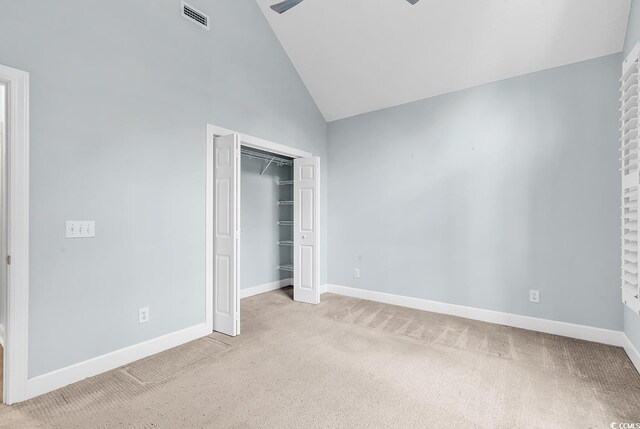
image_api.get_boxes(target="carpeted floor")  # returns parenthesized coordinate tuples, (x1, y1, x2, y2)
(1, 288, 640, 428)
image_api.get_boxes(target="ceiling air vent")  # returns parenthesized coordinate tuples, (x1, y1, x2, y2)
(181, 1, 210, 30)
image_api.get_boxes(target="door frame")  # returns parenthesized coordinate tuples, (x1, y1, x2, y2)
(0, 64, 30, 404)
(206, 124, 312, 333)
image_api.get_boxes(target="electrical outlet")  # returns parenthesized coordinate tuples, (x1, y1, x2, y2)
(529, 290, 540, 303)
(354, 269, 360, 278)
(139, 307, 150, 324)
(65, 221, 95, 238)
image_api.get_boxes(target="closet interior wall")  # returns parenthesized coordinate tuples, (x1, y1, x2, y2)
(241, 151, 294, 290)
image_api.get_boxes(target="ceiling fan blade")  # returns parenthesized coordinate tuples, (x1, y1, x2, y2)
(270, 0, 305, 14)
(406, 0, 420, 4)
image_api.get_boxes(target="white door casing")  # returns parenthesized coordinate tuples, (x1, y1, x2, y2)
(293, 157, 320, 304)
(213, 134, 240, 336)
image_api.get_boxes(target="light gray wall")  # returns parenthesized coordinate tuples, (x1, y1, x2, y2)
(624, 0, 640, 353)
(328, 54, 622, 330)
(0, 0, 327, 377)
(241, 157, 292, 289)
(624, 0, 640, 56)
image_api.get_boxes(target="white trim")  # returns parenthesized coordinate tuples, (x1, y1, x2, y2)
(0, 64, 30, 405)
(207, 124, 312, 159)
(206, 124, 314, 333)
(322, 285, 627, 347)
(624, 336, 640, 373)
(240, 278, 293, 299)
(205, 126, 214, 333)
(24, 323, 210, 401)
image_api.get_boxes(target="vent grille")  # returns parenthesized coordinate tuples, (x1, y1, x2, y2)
(182, 1, 209, 30)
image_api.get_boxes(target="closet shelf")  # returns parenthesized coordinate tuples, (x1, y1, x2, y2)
(278, 201, 294, 206)
(277, 180, 294, 186)
(278, 221, 294, 226)
(241, 148, 293, 167)
(277, 264, 294, 272)
(278, 240, 294, 246)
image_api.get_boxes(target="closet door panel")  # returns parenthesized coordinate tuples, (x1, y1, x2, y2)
(294, 157, 320, 304)
(213, 133, 240, 336)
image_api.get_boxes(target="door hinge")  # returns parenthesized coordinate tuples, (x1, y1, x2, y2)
(6, 255, 11, 265)
(235, 231, 240, 239)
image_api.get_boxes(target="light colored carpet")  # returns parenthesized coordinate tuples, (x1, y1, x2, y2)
(1, 288, 639, 428)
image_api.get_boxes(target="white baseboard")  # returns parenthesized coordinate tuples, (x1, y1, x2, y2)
(17, 284, 640, 403)
(624, 336, 640, 373)
(240, 278, 293, 299)
(23, 323, 211, 402)
(0, 323, 5, 348)
(322, 284, 627, 348)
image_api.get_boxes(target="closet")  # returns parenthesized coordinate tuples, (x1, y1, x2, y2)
(209, 130, 321, 337)
(240, 148, 295, 288)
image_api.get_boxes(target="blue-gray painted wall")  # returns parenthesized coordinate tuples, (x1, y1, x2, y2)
(624, 0, 640, 355)
(0, 0, 327, 377)
(328, 54, 622, 330)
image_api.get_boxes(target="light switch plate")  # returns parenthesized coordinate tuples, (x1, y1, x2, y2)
(66, 221, 95, 238)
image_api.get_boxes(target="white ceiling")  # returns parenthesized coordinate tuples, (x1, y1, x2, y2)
(256, 0, 631, 122)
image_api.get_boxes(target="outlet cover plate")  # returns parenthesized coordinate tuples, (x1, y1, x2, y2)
(529, 290, 540, 303)
(139, 307, 150, 324)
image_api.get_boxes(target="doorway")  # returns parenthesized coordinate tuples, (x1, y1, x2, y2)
(0, 81, 6, 402)
(0, 63, 29, 405)
(206, 125, 321, 337)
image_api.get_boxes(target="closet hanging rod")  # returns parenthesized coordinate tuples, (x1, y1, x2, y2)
(240, 148, 293, 167)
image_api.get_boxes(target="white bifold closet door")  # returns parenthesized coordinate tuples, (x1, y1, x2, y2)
(293, 157, 320, 304)
(213, 134, 240, 336)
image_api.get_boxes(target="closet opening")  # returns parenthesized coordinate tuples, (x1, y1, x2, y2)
(207, 125, 321, 338)
(240, 147, 295, 300)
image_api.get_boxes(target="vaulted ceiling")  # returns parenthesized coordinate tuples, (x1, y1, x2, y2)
(256, 0, 632, 121)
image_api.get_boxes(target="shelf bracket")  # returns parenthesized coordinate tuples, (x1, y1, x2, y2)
(260, 157, 275, 176)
